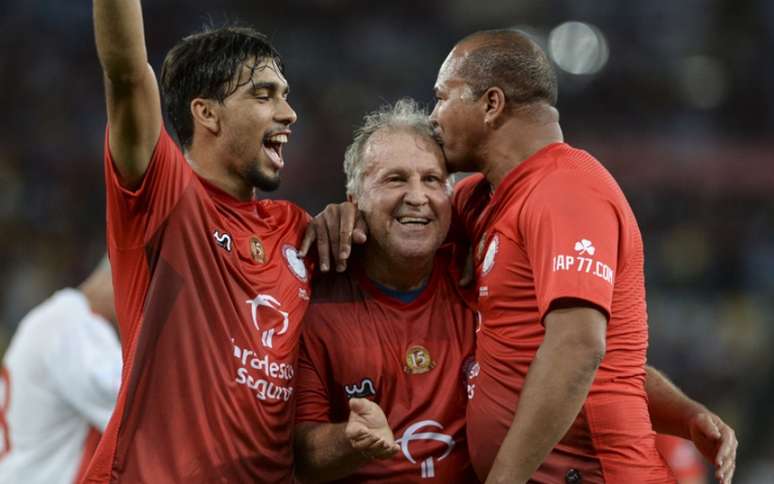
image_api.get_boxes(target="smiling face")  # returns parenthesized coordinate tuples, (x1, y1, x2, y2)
(216, 58, 297, 192)
(354, 128, 451, 264)
(430, 47, 487, 173)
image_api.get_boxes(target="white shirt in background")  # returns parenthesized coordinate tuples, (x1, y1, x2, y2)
(0, 288, 122, 484)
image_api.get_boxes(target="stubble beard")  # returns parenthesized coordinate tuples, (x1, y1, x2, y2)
(246, 163, 281, 192)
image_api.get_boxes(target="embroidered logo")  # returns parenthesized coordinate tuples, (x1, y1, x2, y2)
(405, 345, 436, 374)
(282, 244, 308, 282)
(213, 230, 232, 252)
(344, 378, 376, 399)
(396, 420, 455, 479)
(249, 236, 266, 263)
(245, 294, 290, 348)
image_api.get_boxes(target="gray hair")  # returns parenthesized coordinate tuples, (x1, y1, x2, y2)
(343, 98, 441, 197)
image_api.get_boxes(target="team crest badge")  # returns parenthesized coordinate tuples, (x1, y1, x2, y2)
(249, 236, 266, 264)
(282, 244, 308, 282)
(405, 345, 436, 374)
(481, 234, 499, 275)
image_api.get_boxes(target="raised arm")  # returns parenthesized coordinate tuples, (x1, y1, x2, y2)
(93, 0, 161, 188)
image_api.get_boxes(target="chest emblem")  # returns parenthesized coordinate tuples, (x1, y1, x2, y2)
(405, 345, 436, 374)
(245, 294, 289, 348)
(396, 420, 455, 479)
(282, 244, 308, 282)
(213, 230, 233, 252)
(481, 234, 499, 275)
(344, 377, 376, 399)
(249, 236, 266, 263)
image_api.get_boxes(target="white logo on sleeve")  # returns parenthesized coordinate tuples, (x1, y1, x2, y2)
(574, 239, 595, 256)
(396, 420, 455, 479)
(481, 234, 499, 275)
(282, 245, 308, 282)
(552, 238, 614, 284)
(245, 294, 290, 348)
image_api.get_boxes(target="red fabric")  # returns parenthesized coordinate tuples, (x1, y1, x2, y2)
(83, 126, 312, 483)
(453, 143, 674, 483)
(295, 247, 478, 483)
(73, 427, 101, 484)
(656, 434, 708, 480)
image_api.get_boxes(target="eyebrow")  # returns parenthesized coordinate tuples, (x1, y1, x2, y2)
(250, 81, 289, 95)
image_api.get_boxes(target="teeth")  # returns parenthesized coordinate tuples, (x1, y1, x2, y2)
(267, 134, 288, 144)
(397, 217, 429, 224)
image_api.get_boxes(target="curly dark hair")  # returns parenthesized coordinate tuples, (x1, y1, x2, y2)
(159, 25, 285, 149)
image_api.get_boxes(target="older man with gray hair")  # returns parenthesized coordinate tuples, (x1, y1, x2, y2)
(293, 98, 479, 483)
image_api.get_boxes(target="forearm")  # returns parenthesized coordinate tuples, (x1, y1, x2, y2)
(93, 0, 149, 81)
(645, 365, 707, 439)
(294, 422, 370, 483)
(487, 340, 601, 483)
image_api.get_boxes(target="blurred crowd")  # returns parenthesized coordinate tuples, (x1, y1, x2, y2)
(0, 0, 771, 481)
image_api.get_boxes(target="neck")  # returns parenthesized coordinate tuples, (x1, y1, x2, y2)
(78, 279, 114, 325)
(362, 244, 434, 291)
(480, 105, 563, 190)
(187, 141, 255, 201)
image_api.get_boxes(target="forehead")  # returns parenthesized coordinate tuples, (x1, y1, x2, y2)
(435, 47, 469, 91)
(362, 129, 445, 177)
(237, 57, 289, 89)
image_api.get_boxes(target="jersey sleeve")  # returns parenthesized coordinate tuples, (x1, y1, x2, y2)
(104, 124, 193, 249)
(45, 317, 122, 431)
(294, 326, 332, 423)
(521, 169, 621, 321)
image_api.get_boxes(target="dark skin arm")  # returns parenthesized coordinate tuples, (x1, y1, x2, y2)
(485, 306, 606, 484)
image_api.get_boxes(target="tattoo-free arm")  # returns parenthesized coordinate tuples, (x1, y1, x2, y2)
(93, 0, 161, 188)
(485, 306, 607, 484)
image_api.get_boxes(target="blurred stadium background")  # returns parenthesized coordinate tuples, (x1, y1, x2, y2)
(0, 1, 771, 481)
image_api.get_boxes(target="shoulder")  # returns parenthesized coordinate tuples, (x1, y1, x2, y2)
(256, 200, 311, 231)
(6, 289, 89, 358)
(452, 173, 487, 207)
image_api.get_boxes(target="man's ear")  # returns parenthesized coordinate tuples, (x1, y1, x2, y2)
(190, 98, 220, 136)
(483, 87, 507, 128)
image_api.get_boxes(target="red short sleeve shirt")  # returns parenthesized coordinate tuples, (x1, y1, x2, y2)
(295, 249, 478, 483)
(84, 126, 312, 483)
(454, 143, 673, 483)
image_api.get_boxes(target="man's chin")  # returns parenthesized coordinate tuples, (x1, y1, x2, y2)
(249, 171, 281, 192)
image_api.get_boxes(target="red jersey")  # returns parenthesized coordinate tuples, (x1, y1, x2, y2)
(295, 248, 478, 483)
(85, 126, 312, 483)
(655, 435, 707, 482)
(453, 143, 674, 483)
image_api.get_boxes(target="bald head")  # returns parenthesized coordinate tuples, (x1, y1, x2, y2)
(453, 29, 558, 108)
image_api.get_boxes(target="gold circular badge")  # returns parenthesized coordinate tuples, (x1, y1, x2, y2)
(249, 236, 266, 264)
(405, 345, 436, 374)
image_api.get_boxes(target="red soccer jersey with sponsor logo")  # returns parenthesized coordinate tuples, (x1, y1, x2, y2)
(83, 126, 312, 483)
(295, 248, 478, 483)
(453, 143, 674, 483)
